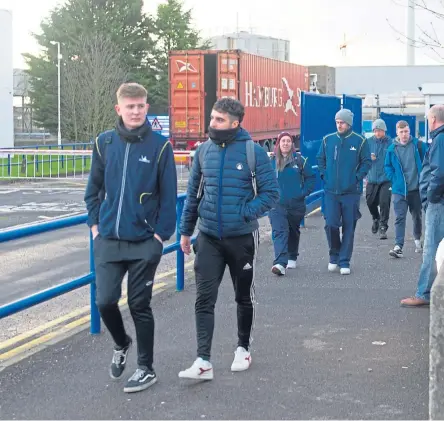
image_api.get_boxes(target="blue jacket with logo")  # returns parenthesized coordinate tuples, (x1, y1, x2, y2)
(384, 137, 426, 197)
(84, 122, 177, 242)
(180, 128, 279, 239)
(419, 125, 444, 207)
(367, 135, 392, 184)
(316, 130, 371, 195)
(271, 153, 316, 207)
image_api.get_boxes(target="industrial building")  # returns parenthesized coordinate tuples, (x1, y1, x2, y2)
(210, 31, 290, 62)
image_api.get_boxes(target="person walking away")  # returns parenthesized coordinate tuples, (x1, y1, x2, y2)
(366, 119, 392, 240)
(178, 98, 279, 380)
(317, 109, 372, 275)
(384, 120, 427, 258)
(84, 83, 177, 393)
(269, 132, 316, 276)
(400, 105, 444, 306)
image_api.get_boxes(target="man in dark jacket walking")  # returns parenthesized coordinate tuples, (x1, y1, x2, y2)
(179, 98, 279, 380)
(401, 104, 444, 306)
(384, 120, 427, 258)
(366, 119, 392, 239)
(84, 83, 177, 393)
(317, 109, 372, 275)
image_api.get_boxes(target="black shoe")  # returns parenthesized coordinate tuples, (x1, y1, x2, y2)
(110, 336, 132, 380)
(379, 228, 388, 240)
(124, 367, 157, 393)
(372, 219, 380, 234)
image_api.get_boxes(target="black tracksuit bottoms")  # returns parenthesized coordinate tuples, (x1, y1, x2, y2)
(193, 230, 259, 361)
(94, 235, 163, 370)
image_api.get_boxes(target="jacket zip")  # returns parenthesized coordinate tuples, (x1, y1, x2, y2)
(217, 145, 227, 239)
(115, 142, 131, 239)
(335, 138, 341, 194)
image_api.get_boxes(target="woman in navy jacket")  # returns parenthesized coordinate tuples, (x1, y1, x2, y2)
(269, 132, 316, 276)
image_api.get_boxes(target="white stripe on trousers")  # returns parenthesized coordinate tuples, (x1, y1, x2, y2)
(249, 229, 260, 348)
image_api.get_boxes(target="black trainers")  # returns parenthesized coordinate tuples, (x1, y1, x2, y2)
(110, 336, 132, 380)
(379, 227, 388, 240)
(389, 245, 403, 258)
(123, 367, 157, 393)
(372, 219, 380, 234)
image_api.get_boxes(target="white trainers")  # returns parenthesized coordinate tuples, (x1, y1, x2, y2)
(328, 263, 338, 272)
(415, 240, 423, 253)
(272, 264, 285, 276)
(340, 267, 351, 275)
(178, 357, 213, 380)
(287, 260, 297, 269)
(231, 347, 252, 372)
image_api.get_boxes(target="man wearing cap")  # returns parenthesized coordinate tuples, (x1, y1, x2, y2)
(317, 109, 372, 275)
(366, 119, 392, 240)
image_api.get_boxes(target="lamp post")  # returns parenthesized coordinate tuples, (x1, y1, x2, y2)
(50, 41, 62, 146)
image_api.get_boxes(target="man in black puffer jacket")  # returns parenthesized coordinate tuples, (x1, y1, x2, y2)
(179, 98, 279, 380)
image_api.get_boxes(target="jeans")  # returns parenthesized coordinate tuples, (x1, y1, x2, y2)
(393, 191, 422, 248)
(415, 202, 444, 301)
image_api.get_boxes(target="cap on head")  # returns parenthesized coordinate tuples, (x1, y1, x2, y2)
(335, 109, 354, 127)
(372, 119, 387, 132)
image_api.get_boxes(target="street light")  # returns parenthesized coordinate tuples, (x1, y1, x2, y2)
(50, 41, 62, 146)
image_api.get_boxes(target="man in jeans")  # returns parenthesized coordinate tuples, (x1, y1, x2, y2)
(84, 83, 177, 393)
(384, 120, 426, 258)
(366, 119, 392, 240)
(401, 105, 444, 306)
(179, 98, 278, 380)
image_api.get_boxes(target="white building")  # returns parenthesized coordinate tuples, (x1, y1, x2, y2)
(210, 31, 290, 62)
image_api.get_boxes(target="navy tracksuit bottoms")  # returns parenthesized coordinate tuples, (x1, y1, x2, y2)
(323, 192, 361, 268)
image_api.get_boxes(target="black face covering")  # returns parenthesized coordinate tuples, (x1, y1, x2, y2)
(116, 117, 151, 143)
(208, 126, 239, 146)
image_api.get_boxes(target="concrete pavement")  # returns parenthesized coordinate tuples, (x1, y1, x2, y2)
(0, 202, 429, 419)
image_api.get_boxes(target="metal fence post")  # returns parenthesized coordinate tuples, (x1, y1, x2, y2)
(89, 231, 101, 334)
(7, 154, 11, 176)
(176, 198, 185, 291)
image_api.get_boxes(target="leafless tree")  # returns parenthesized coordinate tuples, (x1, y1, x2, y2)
(61, 33, 129, 142)
(389, 0, 444, 62)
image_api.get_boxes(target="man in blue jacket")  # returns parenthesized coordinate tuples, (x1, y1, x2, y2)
(317, 109, 372, 275)
(384, 120, 426, 258)
(366, 119, 392, 240)
(84, 83, 177, 393)
(179, 98, 279, 380)
(401, 104, 444, 306)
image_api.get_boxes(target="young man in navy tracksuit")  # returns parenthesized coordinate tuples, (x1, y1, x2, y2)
(84, 83, 177, 393)
(384, 120, 427, 258)
(179, 98, 279, 380)
(366, 119, 392, 239)
(317, 109, 372, 275)
(269, 131, 316, 276)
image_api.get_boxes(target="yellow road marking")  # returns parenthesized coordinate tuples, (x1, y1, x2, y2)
(0, 282, 168, 362)
(0, 260, 195, 356)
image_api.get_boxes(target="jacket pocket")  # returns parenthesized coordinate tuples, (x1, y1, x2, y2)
(137, 192, 156, 232)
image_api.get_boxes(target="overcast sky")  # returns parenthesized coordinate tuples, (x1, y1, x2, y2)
(1, 0, 444, 68)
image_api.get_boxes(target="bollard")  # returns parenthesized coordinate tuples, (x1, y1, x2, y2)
(430, 266, 444, 420)
(89, 230, 101, 334)
(176, 198, 185, 291)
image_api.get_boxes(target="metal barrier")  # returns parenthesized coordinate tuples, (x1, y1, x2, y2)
(0, 182, 324, 335)
(0, 193, 193, 334)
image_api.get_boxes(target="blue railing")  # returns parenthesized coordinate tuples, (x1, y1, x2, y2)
(0, 193, 194, 334)
(0, 185, 323, 335)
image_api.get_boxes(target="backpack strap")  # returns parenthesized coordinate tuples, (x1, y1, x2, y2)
(245, 139, 257, 197)
(96, 130, 114, 163)
(196, 140, 213, 199)
(417, 140, 423, 159)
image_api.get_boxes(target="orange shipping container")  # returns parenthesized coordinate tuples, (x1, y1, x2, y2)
(169, 50, 309, 151)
